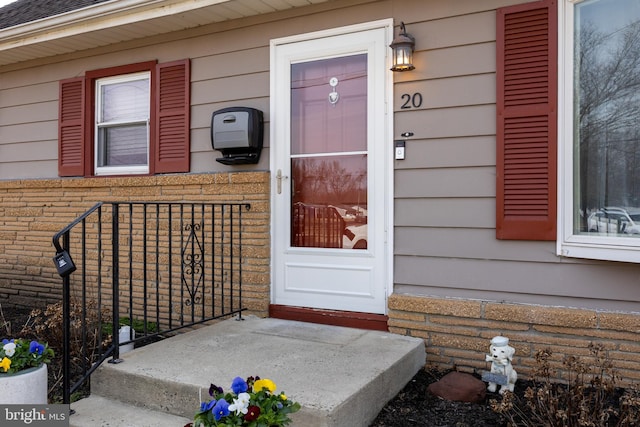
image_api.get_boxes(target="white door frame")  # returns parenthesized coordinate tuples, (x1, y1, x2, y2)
(269, 19, 394, 314)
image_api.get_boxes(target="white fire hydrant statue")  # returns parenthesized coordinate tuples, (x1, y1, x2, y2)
(484, 336, 517, 394)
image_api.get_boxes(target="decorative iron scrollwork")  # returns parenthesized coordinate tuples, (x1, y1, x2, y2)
(182, 221, 204, 307)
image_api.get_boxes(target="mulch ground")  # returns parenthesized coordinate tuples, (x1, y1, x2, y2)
(370, 368, 509, 427)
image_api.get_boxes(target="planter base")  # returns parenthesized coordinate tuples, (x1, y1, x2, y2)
(0, 364, 47, 404)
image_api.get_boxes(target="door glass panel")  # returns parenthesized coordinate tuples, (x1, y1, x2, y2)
(290, 54, 368, 249)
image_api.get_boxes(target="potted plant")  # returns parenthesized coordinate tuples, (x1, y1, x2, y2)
(188, 375, 300, 427)
(0, 338, 54, 404)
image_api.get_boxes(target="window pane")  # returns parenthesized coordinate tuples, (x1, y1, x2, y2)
(97, 125, 148, 167)
(574, 0, 640, 237)
(291, 155, 367, 249)
(291, 54, 367, 155)
(100, 78, 149, 122)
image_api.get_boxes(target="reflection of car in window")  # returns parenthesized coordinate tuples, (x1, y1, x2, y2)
(343, 224, 367, 249)
(338, 205, 367, 249)
(587, 207, 640, 235)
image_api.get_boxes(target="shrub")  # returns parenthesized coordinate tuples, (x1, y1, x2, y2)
(491, 343, 640, 426)
(20, 300, 110, 402)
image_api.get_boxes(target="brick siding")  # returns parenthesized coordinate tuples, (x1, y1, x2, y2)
(0, 173, 271, 316)
(388, 294, 640, 386)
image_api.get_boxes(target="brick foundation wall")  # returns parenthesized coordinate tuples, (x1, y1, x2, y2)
(0, 173, 271, 316)
(388, 294, 640, 386)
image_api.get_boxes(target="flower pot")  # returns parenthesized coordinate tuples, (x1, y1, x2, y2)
(0, 363, 48, 404)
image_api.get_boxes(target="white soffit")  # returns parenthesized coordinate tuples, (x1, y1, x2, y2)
(0, 0, 331, 67)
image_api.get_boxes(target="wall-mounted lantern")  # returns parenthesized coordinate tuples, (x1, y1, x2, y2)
(390, 22, 415, 72)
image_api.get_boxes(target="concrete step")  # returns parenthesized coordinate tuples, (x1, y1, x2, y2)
(70, 395, 192, 427)
(69, 316, 425, 427)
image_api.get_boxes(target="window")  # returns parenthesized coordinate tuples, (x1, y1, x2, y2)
(558, 0, 640, 262)
(95, 72, 150, 175)
(58, 59, 190, 177)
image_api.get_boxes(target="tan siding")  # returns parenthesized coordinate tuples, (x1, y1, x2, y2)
(395, 198, 495, 228)
(395, 257, 640, 309)
(411, 11, 497, 49)
(0, 140, 57, 162)
(395, 227, 560, 263)
(395, 74, 495, 111)
(396, 167, 495, 198)
(0, 161, 58, 178)
(1, 122, 57, 145)
(0, 102, 57, 125)
(400, 42, 496, 84)
(395, 136, 495, 169)
(191, 47, 269, 81)
(395, 105, 496, 139)
(397, 0, 533, 21)
(191, 73, 270, 106)
(388, 0, 640, 317)
(0, 82, 57, 107)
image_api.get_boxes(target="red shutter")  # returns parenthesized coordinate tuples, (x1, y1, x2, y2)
(58, 77, 85, 177)
(496, 0, 557, 240)
(154, 59, 190, 173)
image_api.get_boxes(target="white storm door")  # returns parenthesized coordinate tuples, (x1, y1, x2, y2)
(271, 22, 392, 314)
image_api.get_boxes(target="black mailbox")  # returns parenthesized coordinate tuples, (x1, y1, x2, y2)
(211, 107, 263, 165)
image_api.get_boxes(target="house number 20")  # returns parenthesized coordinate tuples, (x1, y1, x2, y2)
(400, 92, 423, 109)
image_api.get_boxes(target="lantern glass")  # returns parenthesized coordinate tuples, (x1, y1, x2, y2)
(391, 44, 414, 71)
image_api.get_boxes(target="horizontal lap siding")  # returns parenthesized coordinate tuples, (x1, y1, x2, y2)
(0, 82, 59, 178)
(394, 257, 640, 312)
(393, 7, 502, 263)
(392, 0, 640, 313)
(396, 167, 495, 198)
(395, 228, 558, 262)
(395, 198, 495, 228)
(395, 136, 496, 169)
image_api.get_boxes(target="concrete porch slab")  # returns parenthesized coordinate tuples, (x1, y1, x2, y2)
(71, 316, 425, 427)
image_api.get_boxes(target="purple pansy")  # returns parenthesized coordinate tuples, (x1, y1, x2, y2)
(209, 383, 223, 396)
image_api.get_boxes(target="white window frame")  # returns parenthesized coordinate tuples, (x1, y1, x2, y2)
(557, 0, 640, 263)
(95, 72, 150, 176)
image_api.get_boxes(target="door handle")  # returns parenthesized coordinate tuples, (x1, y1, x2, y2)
(276, 169, 288, 194)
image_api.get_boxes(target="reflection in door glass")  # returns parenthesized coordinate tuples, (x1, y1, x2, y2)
(291, 155, 367, 249)
(290, 54, 368, 249)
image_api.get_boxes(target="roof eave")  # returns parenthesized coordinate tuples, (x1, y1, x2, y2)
(0, 0, 231, 66)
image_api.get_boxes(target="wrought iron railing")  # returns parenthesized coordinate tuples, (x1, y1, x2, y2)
(52, 201, 249, 404)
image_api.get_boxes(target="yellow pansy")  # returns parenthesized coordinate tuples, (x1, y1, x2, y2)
(0, 357, 11, 372)
(280, 393, 287, 400)
(253, 378, 276, 393)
